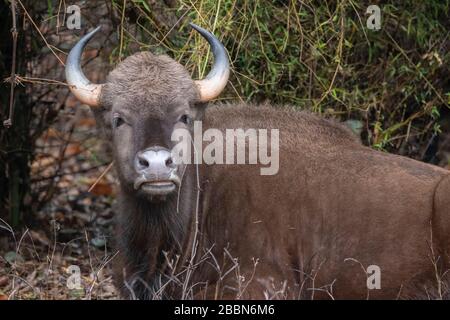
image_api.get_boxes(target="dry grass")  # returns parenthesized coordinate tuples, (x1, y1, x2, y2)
(0, 221, 118, 300)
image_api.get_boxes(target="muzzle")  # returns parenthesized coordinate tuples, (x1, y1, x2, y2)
(133, 146, 181, 196)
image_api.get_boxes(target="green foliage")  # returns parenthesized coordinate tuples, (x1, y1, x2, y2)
(110, 0, 449, 154)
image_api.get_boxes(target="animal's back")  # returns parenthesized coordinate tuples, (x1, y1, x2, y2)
(200, 103, 450, 299)
(205, 103, 360, 149)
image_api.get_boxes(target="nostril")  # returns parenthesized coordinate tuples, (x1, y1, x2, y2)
(136, 149, 173, 172)
(139, 158, 149, 168)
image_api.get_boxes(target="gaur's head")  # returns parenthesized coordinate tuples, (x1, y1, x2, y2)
(65, 24, 229, 201)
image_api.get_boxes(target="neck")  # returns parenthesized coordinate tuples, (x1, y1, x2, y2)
(116, 166, 197, 298)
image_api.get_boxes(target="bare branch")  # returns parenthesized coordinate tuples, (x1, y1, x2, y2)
(3, 0, 18, 128)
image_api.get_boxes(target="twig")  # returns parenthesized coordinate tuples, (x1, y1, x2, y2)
(385, 30, 447, 106)
(3, 0, 18, 128)
(6, 75, 72, 87)
(88, 162, 114, 192)
(312, 3, 345, 112)
(16, 0, 65, 65)
(118, 0, 127, 61)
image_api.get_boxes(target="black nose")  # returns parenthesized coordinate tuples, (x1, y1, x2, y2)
(135, 147, 176, 176)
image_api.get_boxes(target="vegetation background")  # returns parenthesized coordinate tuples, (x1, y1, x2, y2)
(0, 0, 449, 299)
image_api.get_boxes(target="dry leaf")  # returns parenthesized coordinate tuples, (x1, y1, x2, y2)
(64, 143, 82, 157)
(0, 276, 8, 287)
(89, 181, 114, 196)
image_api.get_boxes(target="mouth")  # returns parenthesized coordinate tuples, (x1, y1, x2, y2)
(139, 181, 177, 195)
(134, 173, 180, 197)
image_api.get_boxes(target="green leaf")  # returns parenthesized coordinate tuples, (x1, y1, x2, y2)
(4, 251, 24, 265)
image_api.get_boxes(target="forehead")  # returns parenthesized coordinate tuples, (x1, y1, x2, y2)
(112, 96, 190, 120)
(100, 51, 199, 113)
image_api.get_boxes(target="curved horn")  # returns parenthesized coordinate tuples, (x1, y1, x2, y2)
(190, 23, 230, 102)
(65, 26, 103, 107)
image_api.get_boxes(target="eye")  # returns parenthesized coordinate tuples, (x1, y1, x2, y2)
(112, 114, 125, 128)
(179, 114, 192, 125)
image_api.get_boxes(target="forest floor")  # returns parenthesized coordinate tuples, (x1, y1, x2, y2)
(0, 207, 118, 300)
(0, 190, 118, 300)
(0, 105, 118, 300)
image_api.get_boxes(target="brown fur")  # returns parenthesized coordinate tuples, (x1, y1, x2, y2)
(92, 51, 450, 299)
